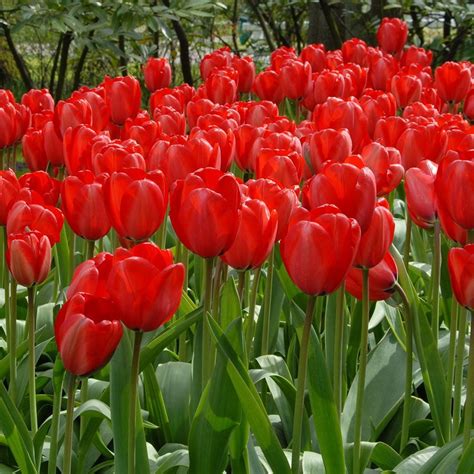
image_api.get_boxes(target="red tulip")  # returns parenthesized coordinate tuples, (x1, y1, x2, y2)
(308, 128, 352, 172)
(19, 171, 60, 206)
(7, 231, 51, 287)
(373, 116, 409, 147)
(108, 242, 184, 331)
(463, 88, 474, 120)
(0, 89, 15, 106)
(300, 44, 327, 73)
(55, 292, 123, 376)
(361, 142, 403, 196)
(0, 103, 19, 148)
(190, 126, 235, 171)
(91, 138, 145, 174)
(234, 124, 266, 171)
(304, 71, 349, 109)
(346, 252, 398, 301)
(170, 168, 241, 258)
(0, 169, 20, 225)
(21, 89, 54, 114)
(438, 203, 468, 245)
(391, 74, 422, 108)
(153, 106, 186, 136)
(341, 63, 368, 98)
(200, 48, 232, 80)
(22, 129, 48, 171)
(376, 18, 408, 55)
(7, 200, 64, 245)
(256, 148, 303, 188)
(186, 99, 216, 129)
(71, 86, 110, 132)
(401, 46, 433, 68)
(435, 62, 471, 104)
(232, 56, 255, 93)
(405, 160, 437, 229)
(61, 171, 111, 241)
(359, 90, 397, 137)
(354, 198, 394, 268)
(221, 198, 277, 270)
(368, 55, 399, 92)
(253, 70, 284, 104)
(104, 169, 168, 242)
(103, 76, 142, 125)
(42, 120, 64, 167)
(448, 245, 474, 310)
(245, 178, 299, 241)
(279, 59, 312, 99)
(243, 101, 278, 127)
(303, 157, 377, 233)
(143, 57, 172, 92)
(205, 69, 238, 105)
(342, 38, 369, 66)
(55, 98, 93, 137)
(67, 252, 114, 299)
(63, 125, 97, 175)
(280, 206, 361, 295)
(313, 97, 370, 152)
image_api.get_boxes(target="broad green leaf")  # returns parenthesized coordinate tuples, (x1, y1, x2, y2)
(155, 447, 189, 473)
(393, 447, 438, 473)
(457, 439, 474, 474)
(291, 302, 345, 474)
(207, 316, 291, 474)
(302, 451, 325, 473)
(220, 277, 241, 330)
(418, 434, 470, 473)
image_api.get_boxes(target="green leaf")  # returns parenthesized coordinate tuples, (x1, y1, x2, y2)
(207, 316, 291, 474)
(291, 302, 345, 474)
(220, 277, 241, 330)
(393, 447, 438, 473)
(0, 382, 36, 473)
(189, 319, 244, 473)
(457, 438, 474, 474)
(54, 226, 71, 289)
(155, 446, 189, 473)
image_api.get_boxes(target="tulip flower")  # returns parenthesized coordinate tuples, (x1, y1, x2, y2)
(22, 129, 48, 171)
(435, 62, 471, 104)
(405, 160, 438, 229)
(103, 75, 142, 125)
(63, 125, 97, 174)
(7, 200, 64, 245)
(341, 38, 369, 66)
(391, 74, 422, 109)
(170, 168, 241, 258)
(300, 43, 327, 73)
(19, 171, 60, 206)
(150, 87, 186, 114)
(303, 157, 377, 233)
(55, 98, 93, 137)
(190, 126, 235, 171)
(401, 46, 433, 67)
(200, 48, 232, 80)
(91, 138, 146, 174)
(104, 169, 168, 242)
(373, 116, 409, 147)
(122, 112, 161, 159)
(42, 120, 65, 167)
(243, 101, 278, 126)
(308, 128, 352, 172)
(62, 171, 111, 241)
(71, 86, 110, 132)
(7, 231, 51, 287)
(256, 148, 303, 188)
(153, 106, 186, 136)
(359, 90, 397, 137)
(279, 59, 312, 99)
(21, 88, 54, 114)
(376, 18, 408, 55)
(353, 198, 395, 269)
(143, 57, 172, 92)
(0, 169, 20, 225)
(346, 252, 398, 301)
(253, 69, 284, 104)
(231, 55, 255, 93)
(221, 198, 277, 270)
(463, 88, 474, 121)
(367, 55, 399, 92)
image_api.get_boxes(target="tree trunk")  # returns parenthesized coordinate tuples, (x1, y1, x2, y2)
(308, 0, 342, 49)
(246, 0, 276, 51)
(2, 24, 35, 90)
(55, 31, 73, 101)
(118, 34, 128, 75)
(49, 34, 63, 95)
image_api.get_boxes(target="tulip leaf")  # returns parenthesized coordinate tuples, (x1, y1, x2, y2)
(207, 316, 291, 474)
(188, 319, 244, 473)
(0, 382, 36, 474)
(139, 306, 203, 371)
(54, 226, 71, 289)
(343, 441, 403, 472)
(155, 447, 189, 473)
(220, 276, 241, 330)
(291, 302, 346, 474)
(393, 447, 439, 473)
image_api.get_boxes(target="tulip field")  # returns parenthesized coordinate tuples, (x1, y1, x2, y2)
(0, 15, 474, 474)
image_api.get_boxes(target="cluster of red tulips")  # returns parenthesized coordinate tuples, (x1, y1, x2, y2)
(0, 16, 473, 474)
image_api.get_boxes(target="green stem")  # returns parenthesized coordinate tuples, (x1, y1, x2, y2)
(128, 331, 143, 474)
(396, 283, 413, 452)
(463, 312, 474, 450)
(431, 221, 441, 340)
(48, 372, 64, 474)
(245, 268, 262, 355)
(157, 210, 168, 248)
(9, 280, 17, 400)
(237, 271, 246, 305)
(178, 247, 189, 361)
(454, 308, 468, 436)
(27, 286, 37, 434)
(63, 374, 77, 474)
(85, 239, 95, 260)
(353, 268, 370, 474)
(69, 233, 76, 281)
(202, 257, 215, 388)
(261, 247, 275, 356)
(211, 260, 223, 324)
(291, 295, 316, 474)
(446, 299, 459, 440)
(333, 284, 345, 417)
(403, 214, 412, 269)
(80, 378, 88, 438)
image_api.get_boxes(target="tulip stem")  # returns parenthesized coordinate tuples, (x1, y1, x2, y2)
(237, 271, 246, 305)
(261, 247, 275, 356)
(128, 330, 143, 474)
(446, 299, 459, 440)
(63, 374, 77, 474)
(27, 285, 38, 435)
(333, 284, 345, 417)
(3, 227, 11, 396)
(48, 370, 64, 474)
(86, 239, 95, 260)
(403, 214, 412, 269)
(431, 221, 441, 340)
(246, 267, 262, 355)
(291, 294, 316, 474)
(178, 247, 189, 361)
(202, 257, 215, 388)
(453, 308, 468, 436)
(9, 280, 17, 400)
(353, 268, 370, 474)
(395, 282, 413, 453)
(463, 311, 474, 450)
